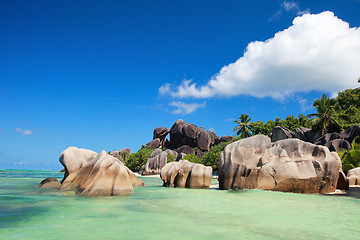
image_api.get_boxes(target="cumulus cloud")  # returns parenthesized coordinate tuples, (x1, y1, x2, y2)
(169, 101, 206, 114)
(15, 128, 33, 136)
(160, 11, 360, 100)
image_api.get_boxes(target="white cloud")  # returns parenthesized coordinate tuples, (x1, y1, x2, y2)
(269, 1, 309, 21)
(169, 101, 206, 114)
(14, 161, 28, 165)
(282, 1, 299, 12)
(15, 128, 33, 136)
(296, 96, 312, 112)
(160, 12, 360, 100)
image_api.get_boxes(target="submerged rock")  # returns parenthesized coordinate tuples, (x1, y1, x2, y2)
(219, 135, 341, 194)
(160, 160, 212, 189)
(39, 177, 61, 188)
(59, 148, 144, 196)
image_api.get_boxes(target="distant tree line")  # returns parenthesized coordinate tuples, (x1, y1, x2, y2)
(234, 87, 360, 137)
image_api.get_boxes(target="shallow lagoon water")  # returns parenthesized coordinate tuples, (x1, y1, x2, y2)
(1, 170, 360, 240)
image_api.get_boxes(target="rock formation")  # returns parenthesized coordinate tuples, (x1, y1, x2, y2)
(153, 127, 170, 141)
(59, 146, 98, 183)
(170, 119, 199, 149)
(111, 148, 131, 162)
(59, 147, 144, 196)
(39, 177, 61, 188)
(174, 145, 195, 155)
(336, 170, 349, 190)
(146, 138, 161, 149)
(347, 167, 360, 186)
(219, 135, 341, 193)
(314, 133, 340, 145)
(139, 149, 178, 175)
(324, 139, 351, 152)
(271, 126, 295, 142)
(294, 127, 321, 143)
(160, 160, 212, 189)
(340, 125, 360, 145)
(220, 136, 234, 143)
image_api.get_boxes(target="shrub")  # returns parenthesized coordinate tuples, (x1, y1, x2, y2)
(340, 137, 360, 174)
(125, 145, 154, 172)
(183, 154, 202, 164)
(167, 153, 175, 163)
(202, 137, 242, 172)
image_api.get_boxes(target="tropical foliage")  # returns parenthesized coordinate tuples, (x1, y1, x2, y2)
(234, 114, 254, 138)
(183, 154, 202, 164)
(306, 94, 340, 135)
(339, 137, 360, 174)
(125, 145, 154, 172)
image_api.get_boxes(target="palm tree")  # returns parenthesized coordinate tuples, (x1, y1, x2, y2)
(234, 114, 254, 138)
(306, 94, 340, 135)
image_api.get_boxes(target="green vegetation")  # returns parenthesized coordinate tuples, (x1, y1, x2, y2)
(125, 145, 154, 172)
(124, 87, 360, 173)
(307, 94, 340, 135)
(183, 154, 202, 164)
(202, 137, 242, 172)
(167, 153, 175, 163)
(235, 87, 360, 137)
(339, 137, 360, 174)
(250, 114, 311, 136)
(234, 114, 254, 138)
(202, 141, 231, 171)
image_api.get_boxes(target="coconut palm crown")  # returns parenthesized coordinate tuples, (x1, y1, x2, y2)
(234, 114, 254, 138)
(306, 94, 340, 135)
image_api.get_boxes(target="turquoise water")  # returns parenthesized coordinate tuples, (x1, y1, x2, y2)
(1, 170, 360, 240)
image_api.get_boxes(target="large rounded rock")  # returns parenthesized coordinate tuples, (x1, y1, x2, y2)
(139, 149, 178, 175)
(153, 127, 170, 141)
(219, 135, 272, 190)
(139, 151, 167, 175)
(160, 160, 212, 189)
(208, 131, 220, 146)
(59, 150, 144, 196)
(39, 177, 61, 188)
(294, 127, 321, 143)
(220, 136, 234, 143)
(336, 170, 349, 190)
(315, 133, 340, 145)
(146, 138, 161, 149)
(219, 135, 341, 193)
(111, 148, 131, 162)
(324, 139, 351, 152)
(59, 147, 98, 183)
(340, 125, 360, 145)
(174, 145, 195, 155)
(196, 128, 212, 151)
(271, 126, 295, 142)
(170, 119, 199, 149)
(347, 167, 360, 186)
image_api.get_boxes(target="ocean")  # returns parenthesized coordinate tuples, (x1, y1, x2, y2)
(1, 169, 359, 240)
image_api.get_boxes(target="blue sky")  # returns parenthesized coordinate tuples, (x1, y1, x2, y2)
(1, 0, 360, 170)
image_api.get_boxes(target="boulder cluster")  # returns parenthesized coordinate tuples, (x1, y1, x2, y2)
(139, 119, 233, 175)
(39, 121, 360, 196)
(219, 135, 342, 193)
(270, 125, 360, 152)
